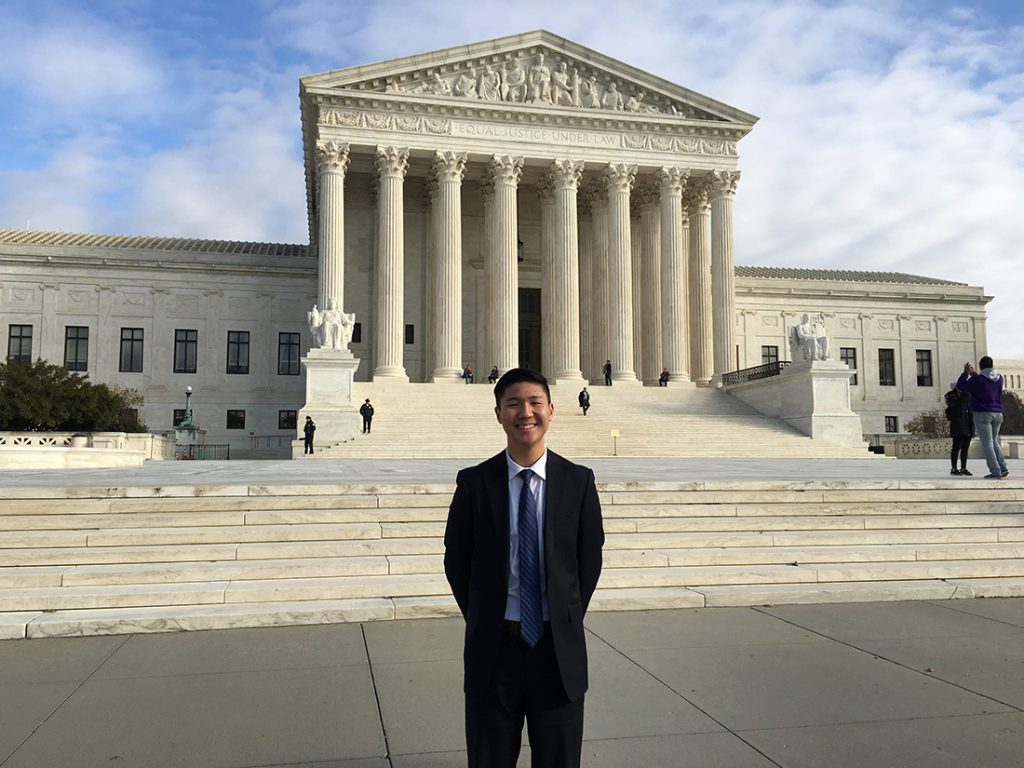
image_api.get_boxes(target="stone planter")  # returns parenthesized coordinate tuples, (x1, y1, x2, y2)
(69, 435, 88, 448)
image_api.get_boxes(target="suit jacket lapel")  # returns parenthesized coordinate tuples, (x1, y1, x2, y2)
(483, 452, 510, 573)
(543, 451, 564, 580)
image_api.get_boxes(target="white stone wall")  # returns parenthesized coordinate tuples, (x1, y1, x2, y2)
(735, 276, 990, 435)
(0, 233, 995, 446)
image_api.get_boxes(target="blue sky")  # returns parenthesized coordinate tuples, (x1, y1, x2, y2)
(1, 0, 1022, 358)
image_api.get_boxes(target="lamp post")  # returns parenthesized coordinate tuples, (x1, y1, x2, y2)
(181, 386, 194, 429)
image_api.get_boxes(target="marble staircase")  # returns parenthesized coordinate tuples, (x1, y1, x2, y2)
(2, 479, 1024, 639)
(322, 381, 870, 459)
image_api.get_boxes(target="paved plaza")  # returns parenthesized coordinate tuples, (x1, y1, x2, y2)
(0, 457, 1021, 766)
(0, 599, 1021, 767)
(0, 455, 1013, 488)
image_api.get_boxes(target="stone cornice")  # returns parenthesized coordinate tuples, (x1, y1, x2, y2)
(735, 283, 992, 306)
(0, 253, 315, 278)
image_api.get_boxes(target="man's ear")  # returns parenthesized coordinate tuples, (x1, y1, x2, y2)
(494, 406, 501, 422)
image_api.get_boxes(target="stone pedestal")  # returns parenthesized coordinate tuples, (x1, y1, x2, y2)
(725, 360, 864, 447)
(294, 349, 362, 457)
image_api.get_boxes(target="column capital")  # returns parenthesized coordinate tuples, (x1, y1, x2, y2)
(602, 163, 637, 193)
(710, 169, 741, 198)
(488, 155, 524, 186)
(423, 175, 439, 206)
(536, 173, 554, 202)
(432, 150, 467, 182)
(684, 177, 712, 212)
(315, 141, 350, 172)
(374, 146, 410, 179)
(479, 175, 495, 201)
(549, 159, 584, 190)
(634, 179, 660, 211)
(582, 179, 607, 206)
(658, 166, 690, 194)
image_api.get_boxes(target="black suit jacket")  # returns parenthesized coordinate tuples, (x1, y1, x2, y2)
(444, 450, 604, 703)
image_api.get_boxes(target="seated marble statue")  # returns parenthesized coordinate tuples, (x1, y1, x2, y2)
(310, 297, 354, 351)
(789, 312, 831, 362)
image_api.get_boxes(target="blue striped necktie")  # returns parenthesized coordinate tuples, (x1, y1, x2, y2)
(518, 468, 543, 647)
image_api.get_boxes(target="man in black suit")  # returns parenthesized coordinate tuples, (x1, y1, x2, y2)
(444, 368, 604, 768)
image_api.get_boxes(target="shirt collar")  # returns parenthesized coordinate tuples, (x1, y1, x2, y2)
(506, 449, 548, 482)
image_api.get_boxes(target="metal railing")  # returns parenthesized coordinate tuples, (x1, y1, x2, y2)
(721, 361, 790, 386)
(174, 443, 231, 460)
(248, 434, 293, 450)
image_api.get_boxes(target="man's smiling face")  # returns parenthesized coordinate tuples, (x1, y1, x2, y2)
(495, 381, 553, 455)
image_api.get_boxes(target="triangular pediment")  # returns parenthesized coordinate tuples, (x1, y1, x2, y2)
(301, 30, 757, 125)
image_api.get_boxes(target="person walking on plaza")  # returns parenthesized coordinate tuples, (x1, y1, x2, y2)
(956, 356, 1008, 479)
(302, 416, 316, 455)
(444, 368, 604, 768)
(359, 398, 374, 434)
(602, 359, 612, 386)
(578, 387, 590, 416)
(944, 382, 974, 475)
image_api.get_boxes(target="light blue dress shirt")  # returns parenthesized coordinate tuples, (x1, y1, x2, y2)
(504, 450, 549, 622)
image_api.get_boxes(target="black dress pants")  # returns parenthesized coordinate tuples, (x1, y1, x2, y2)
(466, 626, 584, 768)
(951, 434, 971, 468)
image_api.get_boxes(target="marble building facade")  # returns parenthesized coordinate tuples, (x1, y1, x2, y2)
(0, 32, 1000, 447)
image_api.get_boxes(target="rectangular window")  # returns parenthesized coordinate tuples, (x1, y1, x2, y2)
(64, 326, 89, 371)
(878, 348, 896, 386)
(278, 410, 297, 430)
(119, 328, 144, 372)
(278, 332, 300, 375)
(174, 329, 198, 374)
(405, 324, 415, 345)
(840, 347, 858, 385)
(916, 349, 933, 387)
(352, 322, 362, 344)
(226, 331, 250, 375)
(226, 409, 246, 429)
(885, 416, 899, 433)
(173, 409, 186, 427)
(7, 324, 32, 364)
(760, 345, 779, 365)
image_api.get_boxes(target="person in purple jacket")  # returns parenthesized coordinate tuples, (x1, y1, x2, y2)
(956, 356, 1009, 479)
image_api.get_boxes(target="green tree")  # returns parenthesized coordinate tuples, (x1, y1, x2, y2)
(0, 360, 147, 432)
(1004, 390, 1024, 435)
(904, 407, 947, 438)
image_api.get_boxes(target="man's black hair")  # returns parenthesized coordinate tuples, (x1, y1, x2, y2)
(493, 367, 551, 407)
(980, 356, 994, 370)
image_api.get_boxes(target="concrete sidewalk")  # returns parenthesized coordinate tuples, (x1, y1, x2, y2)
(2, 598, 1022, 767)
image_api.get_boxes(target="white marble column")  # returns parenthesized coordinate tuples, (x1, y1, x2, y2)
(424, 176, 438, 380)
(711, 170, 740, 385)
(479, 177, 495, 372)
(604, 163, 639, 383)
(537, 174, 555, 377)
(589, 184, 610, 384)
(373, 145, 410, 381)
(659, 167, 690, 382)
(688, 179, 713, 385)
(432, 150, 467, 381)
(550, 159, 585, 383)
(315, 141, 350, 309)
(638, 182, 662, 385)
(487, 155, 524, 373)
(577, 190, 595, 385)
(630, 209, 643, 379)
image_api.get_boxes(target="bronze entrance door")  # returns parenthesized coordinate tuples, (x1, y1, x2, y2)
(518, 288, 541, 372)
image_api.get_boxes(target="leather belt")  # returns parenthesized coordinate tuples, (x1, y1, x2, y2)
(502, 619, 521, 636)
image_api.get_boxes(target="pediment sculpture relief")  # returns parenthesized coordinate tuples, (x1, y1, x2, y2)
(374, 51, 714, 119)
